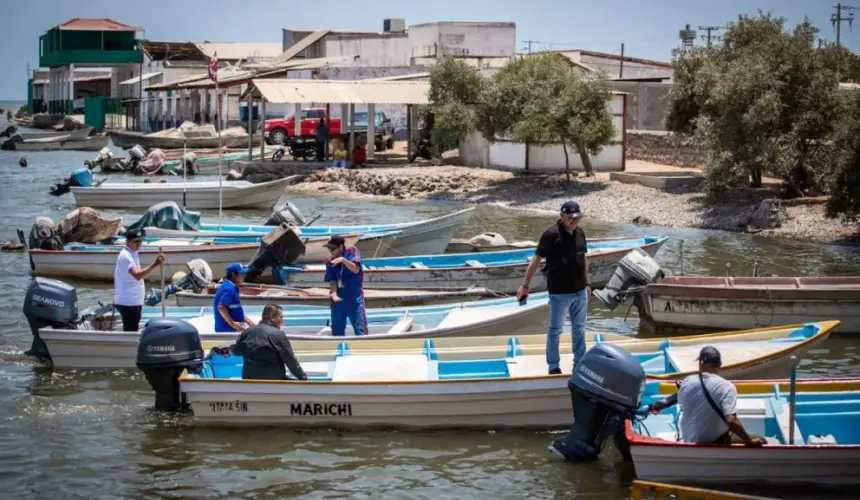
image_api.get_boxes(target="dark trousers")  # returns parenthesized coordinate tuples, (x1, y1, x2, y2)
(316, 140, 326, 161)
(115, 304, 143, 332)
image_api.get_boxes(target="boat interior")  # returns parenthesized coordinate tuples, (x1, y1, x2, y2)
(634, 382, 860, 446)
(187, 323, 822, 383)
(658, 275, 860, 289)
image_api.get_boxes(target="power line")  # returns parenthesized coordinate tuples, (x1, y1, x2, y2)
(698, 25, 723, 48)
(832, 3, 859, 48)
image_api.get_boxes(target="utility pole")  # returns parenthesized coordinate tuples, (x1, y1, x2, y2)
(832, 3, 858, 48)
(679, 24, 697, 50)
(522, 40, 536, 54)
(699, 25, 723, 48)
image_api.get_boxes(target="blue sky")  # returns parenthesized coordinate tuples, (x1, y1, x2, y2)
(3, 0, 857, 99)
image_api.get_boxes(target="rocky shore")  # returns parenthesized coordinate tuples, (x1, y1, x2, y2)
(278, 165, 858, 243)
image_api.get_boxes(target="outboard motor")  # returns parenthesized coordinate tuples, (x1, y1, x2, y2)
(592, 248, 665, 311)
(145, 259, 214, 306)
(550, 343, 646, 462)
(264, 201, 308, 226)
(136, 318, 205, 412)
(28, 216, 63, 250)
(244, 223, 306, 283)
(49, 167, 95, 197)
(22, 278, 80, 360)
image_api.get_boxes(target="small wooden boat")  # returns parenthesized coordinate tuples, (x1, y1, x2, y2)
(174, 283, 496, 307)
(276, 236, 669, 293)
(143, 208, 477, 257)
(639, 276, 860, 334)
(160, 147, 280, 175)
(70, 177, 295, 210)
(109, 129, 262, 150)
(627, 376, 860, 486)
(175, 321, 836, 427)
(40, 294, 556, 369)
(7, 133, 109, 152)
(18, 126, 93, 141)
(27, 233, 348, 282)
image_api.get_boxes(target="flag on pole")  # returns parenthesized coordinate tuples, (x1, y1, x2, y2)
(208, 52, 218, 82)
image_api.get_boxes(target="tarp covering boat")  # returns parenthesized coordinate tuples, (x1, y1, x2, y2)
(57, 207, 122, 244)
(123, 201, 201, 234)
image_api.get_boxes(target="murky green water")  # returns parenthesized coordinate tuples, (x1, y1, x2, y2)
(0, 137, 858, 499)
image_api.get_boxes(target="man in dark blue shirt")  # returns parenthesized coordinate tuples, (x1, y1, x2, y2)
(214, 262, 256, 333)
(324, 235, 367, 336)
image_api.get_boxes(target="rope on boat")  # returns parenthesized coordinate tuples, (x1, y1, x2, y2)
(753, 286, 775, 328)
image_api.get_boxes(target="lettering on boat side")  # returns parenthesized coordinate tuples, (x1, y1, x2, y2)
(290, 403, 353, 417)
(208, 401, 248, 413)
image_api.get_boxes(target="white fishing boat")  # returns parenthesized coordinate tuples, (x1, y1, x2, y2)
(10, 133, 109, 152)
(277, 236, 669, 293)
(69, 177, 296, 210)
(27, 232, 350, 282)
(39, 295, 555, 369)
(171, 321, 835, 427)
(627, 377, 860, 486)
(18, 126, 94, 141)
(143, 208, 477, 257)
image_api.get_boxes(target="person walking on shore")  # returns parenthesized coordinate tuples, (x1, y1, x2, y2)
(113, 230, 164, 331)
(516, 201, 591, 374)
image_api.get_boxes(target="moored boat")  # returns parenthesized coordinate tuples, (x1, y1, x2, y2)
(109, 129, 262, 150)
(7, 133, 109, 152)
(627, 377, 860, 486)
(169, 321, 836, 428)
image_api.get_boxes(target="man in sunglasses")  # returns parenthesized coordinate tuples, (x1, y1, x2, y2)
(324, 234, 368, 336)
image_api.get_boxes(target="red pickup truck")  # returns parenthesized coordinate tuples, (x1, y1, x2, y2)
(264, 107, 395, 150)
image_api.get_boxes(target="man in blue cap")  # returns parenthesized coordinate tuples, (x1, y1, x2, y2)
(324, 234, 367, 336)
(214, 262, 256, 333)
(517, 200, 590, 374)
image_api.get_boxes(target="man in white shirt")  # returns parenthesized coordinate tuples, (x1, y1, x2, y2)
(114, 230, 163, 331)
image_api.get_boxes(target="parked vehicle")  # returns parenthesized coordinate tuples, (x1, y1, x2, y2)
(264, 107, 395, 151)
(271, 137, 316, 162)
(353, 111, 395, 151)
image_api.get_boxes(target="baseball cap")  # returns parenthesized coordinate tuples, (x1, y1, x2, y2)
(697, 346, 722, 367)
(226, 262, 251, 275)
(326, 234, 346, 248)
(125, 229, 144, 242)
(560, 201, 582, 218)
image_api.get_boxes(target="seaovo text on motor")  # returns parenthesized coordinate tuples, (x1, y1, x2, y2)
(32, 294, 68, 308)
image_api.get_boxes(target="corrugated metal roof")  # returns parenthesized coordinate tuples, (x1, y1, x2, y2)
(363, 72, 431, 82)
(253, 79, 430, 105)
(53, 18, 142, 32)
(119, 71, 163, 86)
(195, 43, 284, 61)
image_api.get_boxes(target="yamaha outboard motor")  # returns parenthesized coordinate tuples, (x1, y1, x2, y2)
(550, 343, 646, 462)
(22, 278, 80, 360)
(136, 318, 205, 412)
(264, 201, 308, 226)
(244, 223, 306, 283)
(144, 259, 213, 306)
(592, 248, 665, 311)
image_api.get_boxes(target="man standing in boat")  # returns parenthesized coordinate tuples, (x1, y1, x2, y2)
(214, 262, 256, 333)
(517, 201, 590, 375)
(325, 235, 368, 336)
(113, 230, 164, 331)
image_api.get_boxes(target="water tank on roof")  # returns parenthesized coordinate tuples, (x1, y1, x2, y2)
(384, 18, 406, 33)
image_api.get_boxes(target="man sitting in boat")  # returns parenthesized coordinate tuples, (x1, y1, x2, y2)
(324, 235, 368, 336)
(649, 346, 767, 447)
(114, 229, 164, 331)
(232, 304, 307, 381)
(214, 262, 256, 333)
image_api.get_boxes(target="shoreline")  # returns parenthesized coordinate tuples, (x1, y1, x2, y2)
(276, 165, 860, 244)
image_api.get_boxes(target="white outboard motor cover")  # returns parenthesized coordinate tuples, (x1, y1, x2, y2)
(128, 144, 148, 160)
(593, 248, 664, 311)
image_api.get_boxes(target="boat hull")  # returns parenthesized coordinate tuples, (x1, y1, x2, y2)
(69, 177, 294, 210)
(12, 135, 109, 152)
(174, 286, 496, 307)
(110, 130, 262, 150)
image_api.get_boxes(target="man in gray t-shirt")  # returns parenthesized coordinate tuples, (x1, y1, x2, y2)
(650, 346, 766, 446)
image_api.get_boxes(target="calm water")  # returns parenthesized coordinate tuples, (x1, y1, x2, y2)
(1, 138, 859, 499)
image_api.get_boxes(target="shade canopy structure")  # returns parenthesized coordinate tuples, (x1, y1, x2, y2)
(248, 79, 430, 105)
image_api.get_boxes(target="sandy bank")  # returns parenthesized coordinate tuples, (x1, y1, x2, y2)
(279, 165, 859, 243)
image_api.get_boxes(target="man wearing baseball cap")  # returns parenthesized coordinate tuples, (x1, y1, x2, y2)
(113, 229, 164, 332)
(649, 346, 766, 446)
(324, 234, 368, 336)
(214, 262, 256, 333)
(517, 200, 591, 374)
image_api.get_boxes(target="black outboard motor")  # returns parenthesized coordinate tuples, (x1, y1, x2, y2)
(592, 248, 665, 312)
(550, 343, 646, 462)
(136, 318, 205, 412)
(144, 259, 214, 306)
(264, 201, 308, 226)
(244, 223, 307, 283)
(22, 278, 80, 360)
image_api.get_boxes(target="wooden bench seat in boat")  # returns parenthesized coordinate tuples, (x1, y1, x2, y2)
(769, 397, 805, 444)
(670, 398, 772, 442)
(332, 354, 429, 382)
(506, 353, 575, 378)
(465, 260, 486, 268)
(435, 306, 506, 330)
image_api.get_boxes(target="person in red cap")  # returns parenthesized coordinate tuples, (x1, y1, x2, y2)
(324, 235, 367, 336)
(517, 200, 590, 375)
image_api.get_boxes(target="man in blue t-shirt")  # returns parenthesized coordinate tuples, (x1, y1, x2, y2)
(214, 262, 257, 333)
(324, 235, 367, 336)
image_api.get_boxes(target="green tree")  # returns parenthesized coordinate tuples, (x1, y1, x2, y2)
(666, 13, 843, 195)
(427, 57, 486, 152)
(479, 54, 616, 181)
(826, 90, 860, 217)
(819, 44, 860, 82)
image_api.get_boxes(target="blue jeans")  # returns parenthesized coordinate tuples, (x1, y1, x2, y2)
(546, 289, 588, 371)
